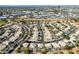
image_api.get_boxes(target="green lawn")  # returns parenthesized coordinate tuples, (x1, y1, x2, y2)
(0, 20, 7, 26)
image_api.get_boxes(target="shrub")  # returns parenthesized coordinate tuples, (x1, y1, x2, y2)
(68, 51, 74, 54)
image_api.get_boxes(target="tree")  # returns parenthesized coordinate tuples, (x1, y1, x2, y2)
(23, 48, 29, 54)
(64, 45, 74, 50)
(41, 47, 48, 54)
(63, 34, 70, 40)
(75, 41, 79, 46)
(16, 48, 21, 53)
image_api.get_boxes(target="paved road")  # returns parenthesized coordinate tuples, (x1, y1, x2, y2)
(26, 22, 77, 44)
(2, 24, 30, 54)
(1, 22, 77, 53)
(0, 29, 16, 43)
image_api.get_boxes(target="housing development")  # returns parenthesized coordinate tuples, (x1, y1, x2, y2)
(0, 5, 79, 54)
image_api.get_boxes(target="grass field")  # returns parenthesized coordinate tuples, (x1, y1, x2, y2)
(0, 20, 7, 26)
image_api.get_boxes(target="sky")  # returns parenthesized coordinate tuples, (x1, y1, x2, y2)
(0, 0, 79, 5)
